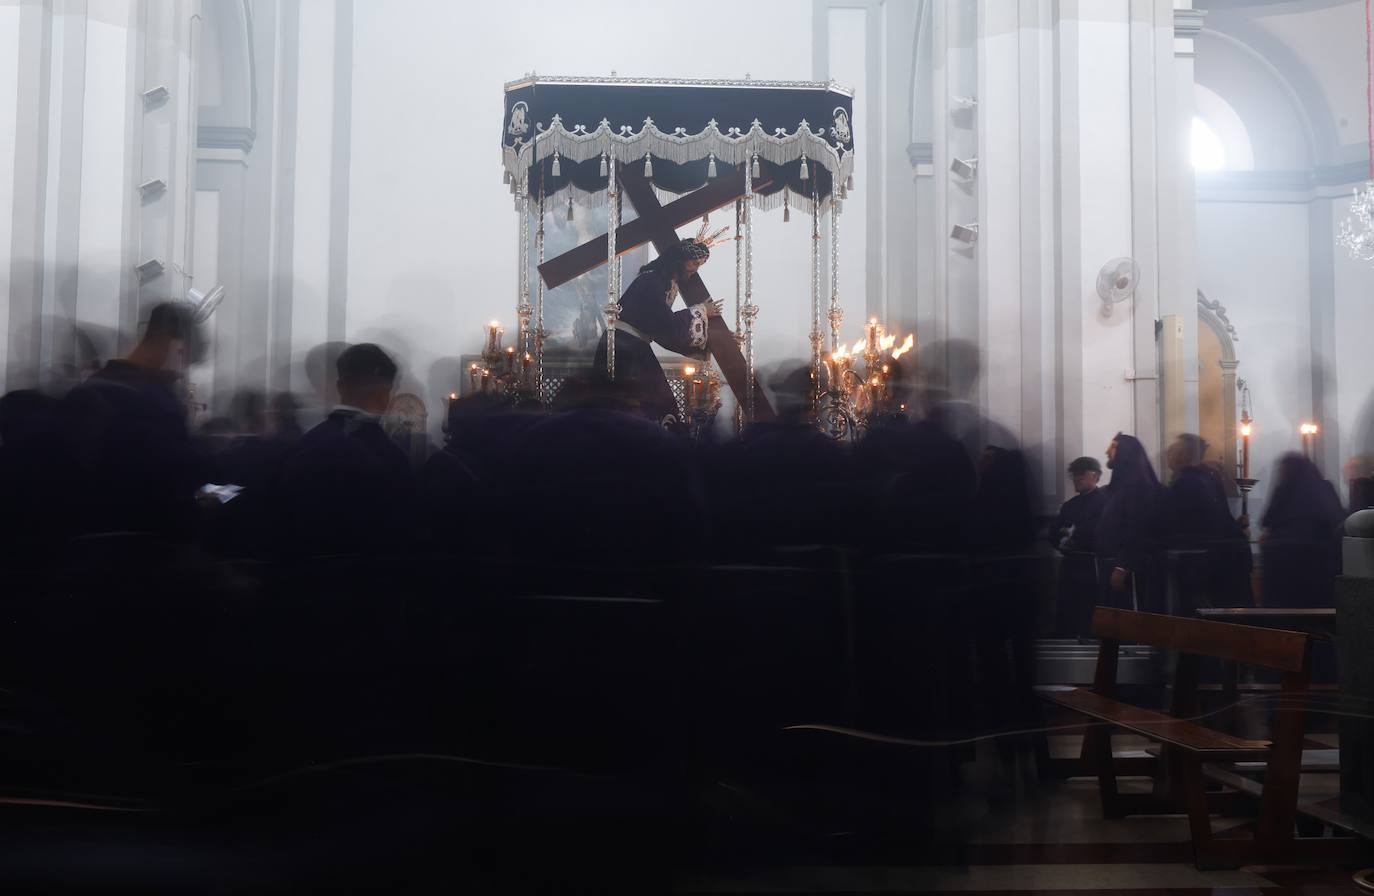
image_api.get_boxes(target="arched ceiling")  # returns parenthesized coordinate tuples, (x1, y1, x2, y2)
(1198, 0, 1367, 168)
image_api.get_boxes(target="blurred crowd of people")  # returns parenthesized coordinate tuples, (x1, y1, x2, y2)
(0, 302, 1356, 627)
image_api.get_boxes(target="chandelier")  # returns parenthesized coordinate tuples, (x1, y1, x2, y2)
(1338, 0, 1374, 261)
(1338, 185, 1374, 261)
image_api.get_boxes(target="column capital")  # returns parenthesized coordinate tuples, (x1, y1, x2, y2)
(1175, 8, 1206, 40)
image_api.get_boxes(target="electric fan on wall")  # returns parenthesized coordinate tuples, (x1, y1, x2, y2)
(1096, 257, 1139, 318)
(186, 285, 225, 324)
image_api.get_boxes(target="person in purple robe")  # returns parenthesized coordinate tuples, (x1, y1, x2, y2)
(1096, 433, 1167, 612)
(1260, 453, 1346, 607)
(591, 228, 728, 426)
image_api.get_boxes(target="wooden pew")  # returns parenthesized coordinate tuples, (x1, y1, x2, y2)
(1043, 607, 1365, 869)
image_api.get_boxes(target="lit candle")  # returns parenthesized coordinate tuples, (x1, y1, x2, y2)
(1239, 421, 1251, 480)
(480, 367, 492, 393)
(505, 345, 516, 374)
(468, 363, 480, 394)
(683, 365, 697, 410)
(1300, 422, 1318, 459)
(520, 351, 532, 388)
(867, 317, 880, 355)
(485, 321, 503, 357)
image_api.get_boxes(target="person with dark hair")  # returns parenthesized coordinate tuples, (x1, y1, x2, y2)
(1260, 453, 1346, 607)
(63, 302, 207, 538)
(1095, 433, 1167, 612)
(1162, 433, 1251, 608)
(271, 343, 415, 556)
(1050, 456, 1107, 636)
(592, 225, 773, 426)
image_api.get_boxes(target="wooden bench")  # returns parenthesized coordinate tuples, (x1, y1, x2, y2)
(1043, 607, 1365, 869)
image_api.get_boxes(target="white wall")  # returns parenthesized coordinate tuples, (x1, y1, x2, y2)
(1075, 11, 1136, 459)
(75, 3, 133, 335)
(0, 2, 22, 393)
(1196, 200, 1311, 507)
(289, 0, 335, 398)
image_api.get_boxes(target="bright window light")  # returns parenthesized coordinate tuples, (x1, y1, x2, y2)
(1192, 117, 1227, 171)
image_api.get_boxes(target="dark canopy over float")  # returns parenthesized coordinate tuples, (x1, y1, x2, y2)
(501, 75, 855, 210)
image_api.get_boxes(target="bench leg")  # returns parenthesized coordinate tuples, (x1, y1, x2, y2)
(1086, 725, 1124, 818)
(1177, 753, 1226, 869)
(1256, 677, 1308, 850)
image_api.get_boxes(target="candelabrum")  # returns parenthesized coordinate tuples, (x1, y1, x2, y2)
(1234, 477, 1258, 525)
(817, 320, 915, 440)
(467, 320, 536, 398)
(680, 361, 722, 440)
(1338, 181, 1374, 261)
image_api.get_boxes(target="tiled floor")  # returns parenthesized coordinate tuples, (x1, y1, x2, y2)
(676, 734, 1373, 895)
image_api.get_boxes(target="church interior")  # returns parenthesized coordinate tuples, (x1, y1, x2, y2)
(3, 0, 1374, 892)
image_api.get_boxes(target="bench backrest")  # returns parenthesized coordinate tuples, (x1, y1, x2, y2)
(1090, 607, 1309, 674)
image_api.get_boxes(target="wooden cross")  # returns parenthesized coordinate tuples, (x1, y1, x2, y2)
(538, 165, 777, 420)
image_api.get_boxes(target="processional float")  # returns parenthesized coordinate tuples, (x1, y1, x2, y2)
(491, 75, 908, 436)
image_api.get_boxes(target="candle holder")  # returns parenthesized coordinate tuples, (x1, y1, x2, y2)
(1234, 477, 1259, 520)
(469, 320, 539, 399)
(679, 361, 722, 440)
(816, 323, 915, 440)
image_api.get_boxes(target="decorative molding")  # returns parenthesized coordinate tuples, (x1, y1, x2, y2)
(1174, 8, 1206, 40)
(196, 146, 249, 167)
(1195, 160, 1372, 202)
(197, 124, 256, 153)
(1316, 160, 1370, 187)
(504, 73, 856, 97)
(1198, 289, 1238, 352)
(907, 141, 932, 167)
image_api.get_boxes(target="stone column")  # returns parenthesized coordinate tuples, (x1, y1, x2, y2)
(132, 0, 203, 324)
(1337, 510, 1374, 823)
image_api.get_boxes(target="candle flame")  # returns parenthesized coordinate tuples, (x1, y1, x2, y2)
(683, 365, 696, 377)
(1240, 423, 1252, 437)
(449, 392, 457, 400)
(1300, 422, 1319, 435)
(890, 334, 915, 359)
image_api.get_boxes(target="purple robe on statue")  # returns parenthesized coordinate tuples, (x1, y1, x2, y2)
(593, 266, 710, 424)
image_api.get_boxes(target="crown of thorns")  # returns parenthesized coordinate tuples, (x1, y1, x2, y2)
(679, 223, 732, 261)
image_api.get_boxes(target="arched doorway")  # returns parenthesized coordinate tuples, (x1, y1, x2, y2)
(1198, 290, 1239, 496)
